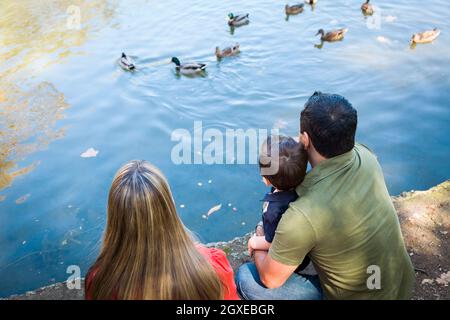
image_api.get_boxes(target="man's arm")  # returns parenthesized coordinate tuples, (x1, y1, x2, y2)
(254, 207, 317, 289)
(248, 235, 271, 253)
(254, 250, 298, 289)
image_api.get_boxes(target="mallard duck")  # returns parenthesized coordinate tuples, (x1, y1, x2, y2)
(285, 3, 305, 15)
(215, 43, 240, 58)
(361, 0, 374, 15)
(411, 28, 441, 44)
(316, 28, 348, 42)
(228, 13, 250, 27)
(305, 0, 317, 4)
(171, 57, 206, 75)
(118, 52, 135, 71)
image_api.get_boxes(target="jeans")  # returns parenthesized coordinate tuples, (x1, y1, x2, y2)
(235, 263, 323, 300)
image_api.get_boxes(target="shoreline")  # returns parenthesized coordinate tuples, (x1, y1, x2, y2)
(5, 180, 450, 300)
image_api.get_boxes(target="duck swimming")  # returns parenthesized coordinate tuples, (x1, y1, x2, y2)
(361, 0, 374, 15)
(118, 53, 135, 71)
(171, 57, 206, 75)
(215, 43, 240, 58)
(316, 28, 348, 42)
(228, 13, 250, 27)
(411, 28, 441, 44)
(285, 3, 305, 15)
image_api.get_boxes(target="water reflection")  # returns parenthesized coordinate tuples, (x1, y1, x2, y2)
(0, 0, 116, 197)
(0, 82, 69, 194)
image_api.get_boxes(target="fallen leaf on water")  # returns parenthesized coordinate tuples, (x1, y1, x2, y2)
(384, 15, 397, 23)
(206, 204, 222, 217)
(16, 194, 30, 204)
(376, 36, 391, 44)
(436, 271, 450, 286)
(80, 148, 99, 158)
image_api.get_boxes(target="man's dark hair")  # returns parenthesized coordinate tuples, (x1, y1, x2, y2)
(259, 135, 308, 191)
(300, 92, 357, 158)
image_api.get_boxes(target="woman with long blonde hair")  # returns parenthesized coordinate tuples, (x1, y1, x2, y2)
(85, 160, 239, 300)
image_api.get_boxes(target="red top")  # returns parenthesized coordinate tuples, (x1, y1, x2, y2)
(195, 245, 240, 300)
(85, 245, 239, 300)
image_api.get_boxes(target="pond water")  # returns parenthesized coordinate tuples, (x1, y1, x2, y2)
(0, 0, 449, 297)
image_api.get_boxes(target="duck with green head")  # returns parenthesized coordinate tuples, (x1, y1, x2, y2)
(228, 13, 249, 27)
(119, 52, 135, 71)
(171, 57, 206, 75)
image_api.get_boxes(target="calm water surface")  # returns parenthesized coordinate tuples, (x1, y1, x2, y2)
(1, 0, 449, 296)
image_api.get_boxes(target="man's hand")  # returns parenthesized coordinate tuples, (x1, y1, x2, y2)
(255, 223, 265, 237)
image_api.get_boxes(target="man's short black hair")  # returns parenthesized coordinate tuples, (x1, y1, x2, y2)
(259, 135, 308, 191)
(300, 92, 357, 158)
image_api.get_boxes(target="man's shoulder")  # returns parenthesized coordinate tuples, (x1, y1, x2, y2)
(279, 197, 316, 227)
(355, 142, 378, 162)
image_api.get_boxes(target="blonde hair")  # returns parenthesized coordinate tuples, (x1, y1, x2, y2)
(87, 160, 223, 299)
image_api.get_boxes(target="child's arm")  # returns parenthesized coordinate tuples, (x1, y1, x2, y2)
(248, 235, 271, 256)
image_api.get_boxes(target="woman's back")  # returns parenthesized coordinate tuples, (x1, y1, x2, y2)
(85, 160, 238, 300)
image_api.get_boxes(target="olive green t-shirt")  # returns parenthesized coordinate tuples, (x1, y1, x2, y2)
(269, 144, 415, 299)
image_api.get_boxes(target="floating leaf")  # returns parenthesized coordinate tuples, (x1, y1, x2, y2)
(80, 147, 99, 158)
(16, 194, 30, 204)
(384, 15, 397, 23)
(206, 204, 222, 217)
(376, 36, 391, 44)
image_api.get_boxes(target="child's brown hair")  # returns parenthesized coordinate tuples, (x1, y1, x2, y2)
(259, 135, 308, 191)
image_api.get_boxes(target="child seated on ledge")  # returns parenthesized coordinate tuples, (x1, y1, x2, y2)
(248, 135, 311, 273)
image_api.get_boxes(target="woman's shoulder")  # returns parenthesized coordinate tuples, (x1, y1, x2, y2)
(196, 245, 230, 269)
(195, 244, 240, 300)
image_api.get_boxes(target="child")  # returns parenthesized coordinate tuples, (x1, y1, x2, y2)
(248, 135, 310, 273)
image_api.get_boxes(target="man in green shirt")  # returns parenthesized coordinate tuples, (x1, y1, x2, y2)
(236, 92, 415, 300)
